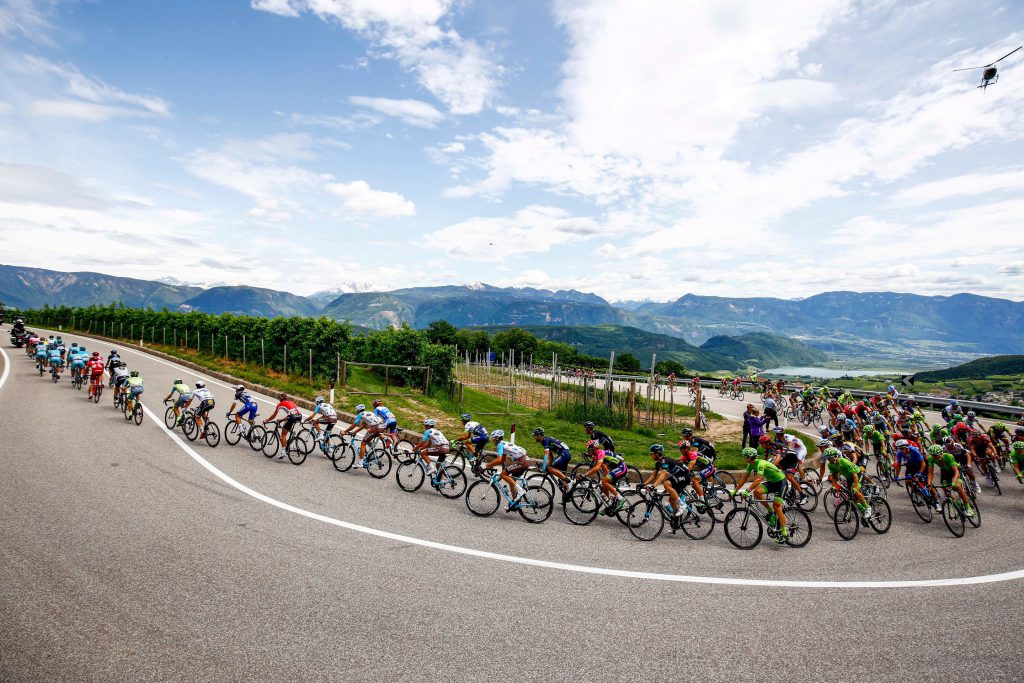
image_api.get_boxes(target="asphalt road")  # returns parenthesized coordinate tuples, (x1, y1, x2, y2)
(2, 334, 1023, 682)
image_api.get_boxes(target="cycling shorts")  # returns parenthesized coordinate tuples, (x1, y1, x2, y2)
(761, 479, 785, 501)
(71, 361, 85, 369)
(607, 461, 628, 482)
(195, 399, 215, 417)
(129, 386, 144, 397)
(50, 358, 64, 367)
(386, 420, 398, 434)
(669, 467, 692, 489)
(903, 459, 924, 478)
(35, 351, 46, 359)
(283, 414, 302, 430)
(855, 453, 868, 468)
(953, 451, 969, 468)
(505, 462, 529, 478)
(548, 451, 571, 472)
(696, 464, 714, 481)
(777, 452, 799, 472)
(237, 401, 257, 420)
(115, 376, 129, 387)
(174, 395, 191, 408)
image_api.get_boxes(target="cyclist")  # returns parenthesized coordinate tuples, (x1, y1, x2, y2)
(577, 439, 627, 516)
(111, 361, 130, 400)
(163, 378, 193, 426)
(892, 439, 926, 487)
(124, 370, 145, 412)
(186, 381, 216, 438)
(681, 427, 716, 461)
(262, 393, 302, 459)
(988, 422, 1012, 453)
(411, 419, 452, 479)
(68, 344, 86, 383)
(532, 427, 571, 489)
(734, 447, 789, 544)
(47, 343, 64, 379)
(305, 397, 338, 454)
(941, 400, 960, 424)
(340, 404, 386, 465)
(485, 429, 529, 508)
(86, 352, 105, 399)
(1009, 442, 1024, 483)
(675, 440, 706, 500)
(770, 427, 807, 506)
(226, 385, 258, 429)
(372, 399, 398, 440)
(823, 446, 873, 522)
(106, 349, 121, 373)
(454, 414, 490, 472)
(583, 421, 615, 453)
(927, 444, 975, 518)
(943, 437, 979, 494)
(861, 424, 888, 463)
(968, 429, 999, 484)
(642, 444, 690, 518)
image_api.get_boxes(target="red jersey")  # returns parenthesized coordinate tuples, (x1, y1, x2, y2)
(87, 359, 105, 376)
(276, 400, 300, 416)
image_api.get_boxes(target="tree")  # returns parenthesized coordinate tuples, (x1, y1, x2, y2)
(455, 329, 489, 353)
(615, 352, 642, 372)
(655, 359, 687, 376)
(491, 327, 538, 361)
(425, 319, 458, 346)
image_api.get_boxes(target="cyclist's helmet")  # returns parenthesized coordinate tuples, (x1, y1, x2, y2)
(841, 443, 855, 453)
(649, 444, 665, 457)
(994, 422, 1005, 430)
(195, 381, 205, 388)
(772, 426, 784, 434)
(491, 429, 505, 440)
(817, 438, 831, 448)
(927, 445, 943, 456)
(950, 400, 959, 406)
(681, 427, 694, 437)
(1016, 427, 1024, 435)
(278, 392, 287, 400)
(315, 396, 324, 405)
(584, 421, 595, 430)
(585, 439, 598, 451)
(110, 350, 117, 355)
(818, 425, 831, 435)
(92, 351, 100, 358)
(354, 404, 366, 412)
(741, 447, 758, 460)
(460, 413, 472, 422)
(894, 439, 909, 449)
(372, 399, 383, 408)
(235, 384, 245, 392)
(822, 447, 840, 460)
(942, 436, 953, 445)
(423, 418, 436, 428)
(967, 411, 976, 418)
(759, 435, 772, 447)
(71, 342, 77, 347)
(1013, 442, 1024, 452)
(532, 427, 545, 436)
(173, 378, 183, 384)
(862, 425, 874, 435)
(130, 370, 139, 377)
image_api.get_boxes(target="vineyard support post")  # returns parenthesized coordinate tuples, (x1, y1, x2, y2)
(628, 381, 636, 429)
(549, 351, 555, 410)
(606, 351, 615, 410)
(647, 353, 656, 424)
(424, 367, 431, 395)
(335, 352, 340, 386)
(695, 386, 702, 431)
(261, 338, 265, 366)
(242, 335, 246, 363)
(385, 366, 390, 396)
(283, 344, 287, 375)
(225, 335, 229, 360)
(163, 327, 166, 345)
(340, 361, 347, 387)
(308, 348, 312, 381)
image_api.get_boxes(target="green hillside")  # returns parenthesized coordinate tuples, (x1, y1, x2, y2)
(699, 332, 828, 369)
(915, 355, 1024, 382)
(182, 286, 321, 318)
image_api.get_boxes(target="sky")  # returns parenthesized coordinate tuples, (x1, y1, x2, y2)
(0, 0, 1023, 303)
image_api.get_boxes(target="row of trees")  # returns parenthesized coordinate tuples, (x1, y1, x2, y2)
(21, 304, 458, 390)
(423, 320, 687, 376)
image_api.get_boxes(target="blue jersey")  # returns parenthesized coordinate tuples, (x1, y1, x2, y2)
(540, 436, 570, 457)
(374, 406, 396, 424)
(897, 446, 924, 466)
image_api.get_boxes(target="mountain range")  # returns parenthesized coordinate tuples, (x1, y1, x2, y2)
(3, 263, 1022, 367)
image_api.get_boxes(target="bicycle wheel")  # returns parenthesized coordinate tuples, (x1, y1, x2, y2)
(262, 431, 280, 458)
(365, 449, 392, 479)
(332, 440, 355, 472)
(907, 485, 933, 523)
(93, 386, 102, 403)
(435, 465, 467, 499)
(325, 434, 344, 461)
(993, 470, 1002, 496)
(293, 428, 315, 457)
(563, 486, 600, 526)
(623, 466, 643, 487)
(942, 499, 965, 538)
(822, 489, 840, 519)
(286, 437, 305, 465)
(164, 407, 177, 429)
(679, 501, 716, 540)
(867, 496, 891, 534)
(202, 422, 221, 448)
(570, 462, 591, 478)
(225, 421, 242, 446)
(183, 416, 198, 441)
(518, 487, 554, 523)
(875, 459, 891, 488)
(132, 403, 144, 425)
(248, 425, 267, 452)
(396, 461, 426, 492)
(735, 390, 744, 401)
(724, 508, 763, 550)
(394, 439, 416, 465)
(783, 507, 812, 547)
(801, 468, 821, 492)
(527, 472, 556, 499)
(796, 484, 819, 513)
(465, 480, 500, 517)
(616, 488, 643, 525)
(626, 500, 665, 541)
(965, 497, 981, 529)
(833, 501, 860, 541)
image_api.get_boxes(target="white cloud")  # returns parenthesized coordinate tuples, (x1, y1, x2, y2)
(349, 95, 444, 127)
(252, 0, 500, 114)
(427, 205, 604, 261)
(439, 141, 464, 153)
(324, 180, 416, 217)
(0, 0, 55, 40)
(29, 99, 161, 121)
(281, 111, 379, 131)
(890, 169, 1024, 206)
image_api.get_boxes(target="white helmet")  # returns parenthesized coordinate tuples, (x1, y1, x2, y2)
(490, 429, 504, 439)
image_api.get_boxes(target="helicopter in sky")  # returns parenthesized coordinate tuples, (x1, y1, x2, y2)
(953, 45, 1022, 91)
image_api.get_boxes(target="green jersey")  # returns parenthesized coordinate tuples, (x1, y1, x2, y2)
(827, 457, 859, 480)
(928, 452, 957, 472)
(171, 382, 191, 397)
(746, 458, 786, 482)
(864, 430, 885, 446)
(127, 376, 144, 388)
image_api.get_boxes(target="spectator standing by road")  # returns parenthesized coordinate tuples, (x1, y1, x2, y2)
(741, 403, 754, 448)
(747, 406, 768, 444)
(763, 395, 779, 429)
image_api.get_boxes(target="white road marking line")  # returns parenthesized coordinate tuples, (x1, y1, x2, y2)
(0, 344, 10, 393)
(14, 340, 1023, 589)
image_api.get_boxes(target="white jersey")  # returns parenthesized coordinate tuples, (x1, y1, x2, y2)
(422, 428, 449, 447)
(192, 387, 214, 403)
(464, 421, 481, 433)
(782, 434, 807, 460)
(317, 403, 337, 419)
(505, 444, 529, 463)
(356, 411, 384, 428)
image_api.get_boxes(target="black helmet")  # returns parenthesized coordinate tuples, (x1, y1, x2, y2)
(584, 421, 595, 429)
(532, 427, 545, 436)
(681, 427, 693, 436)
(649, 444, 665, 457)
(173, 378, 183, 384)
